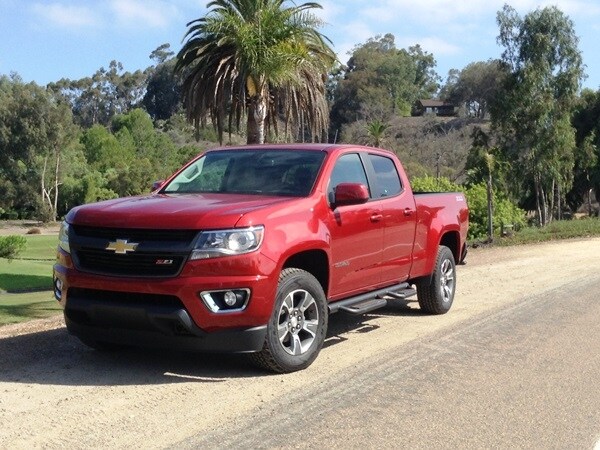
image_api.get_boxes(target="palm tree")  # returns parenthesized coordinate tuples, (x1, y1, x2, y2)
(176, 0, 336, 144)
(365, 119, 389, 147)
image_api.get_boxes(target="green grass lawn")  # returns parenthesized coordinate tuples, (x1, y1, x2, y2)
(20, 234, 58, 260)
(0, 291, 61, 326)
(495, 217, 600, 245)
(0, 234, 60, 325)
(0, 235, 56, 292)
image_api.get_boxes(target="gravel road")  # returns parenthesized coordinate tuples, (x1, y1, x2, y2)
(1, 238, 599, 449)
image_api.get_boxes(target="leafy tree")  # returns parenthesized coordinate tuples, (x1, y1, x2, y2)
(143, 44, 182, 121)
(76, 109, 180, 200)
(176, 0, 336, 144)
(492, 4, 584, 226)
(569, 88, 600, 215)
(49, 61, 148, 127)
(149, 43, 175, 65)
(442, 60, 507, 119)
(330, 34, 440, 132)
(0, 75, 82, 220)
(143, 59, 182, 121)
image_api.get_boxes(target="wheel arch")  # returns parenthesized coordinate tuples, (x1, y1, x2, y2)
(282, 249, 330, 298)
(439, 230, 461, 264)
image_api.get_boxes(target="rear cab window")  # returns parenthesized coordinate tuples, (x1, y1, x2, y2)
(368, 153, 403, 198)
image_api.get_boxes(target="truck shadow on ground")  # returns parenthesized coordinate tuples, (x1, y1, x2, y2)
(0, 300, 426, 386)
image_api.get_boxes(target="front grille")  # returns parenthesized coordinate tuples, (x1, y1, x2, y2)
(70, 225, 197, 278)
(65, 288, 186, 332)
(76, 248, 186, 277)
(72, 225, 197, 243)
(67, 287, 183, 308)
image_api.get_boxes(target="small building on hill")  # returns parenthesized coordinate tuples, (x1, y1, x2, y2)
(412, 99, 457, 117)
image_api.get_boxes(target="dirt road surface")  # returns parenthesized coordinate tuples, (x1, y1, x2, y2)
(1, 238, 599, 448)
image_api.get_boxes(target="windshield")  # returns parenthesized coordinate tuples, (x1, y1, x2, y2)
(162, 150, 326, 197)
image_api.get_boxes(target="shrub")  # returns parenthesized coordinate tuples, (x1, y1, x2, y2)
(464, 183, 526, 240)
(411, 176, 526, 241)
(0, 235, 27, 260)
(410, 175, 462, 193)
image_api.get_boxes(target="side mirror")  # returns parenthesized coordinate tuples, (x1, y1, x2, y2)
(152, 180, 165, 191)
(334, 183, 370, 206)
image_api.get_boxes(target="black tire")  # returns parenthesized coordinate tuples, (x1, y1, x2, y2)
(250, 268, 328, 373)
(416, 245, 456, 315)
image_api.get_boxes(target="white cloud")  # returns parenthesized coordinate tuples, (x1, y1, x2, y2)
(30, 3, 99, 28)
(382, 0, 501, 25)
(109, 0, 181, 29)
(506, 0, 600, 16)
(325, 20, 376, 63)
(395, 36, 461, 56)
(314, 0, 344, 25)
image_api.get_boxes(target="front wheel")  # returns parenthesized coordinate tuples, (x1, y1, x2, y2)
(250, 268, 328, 373)
(416, 245, 456, 315)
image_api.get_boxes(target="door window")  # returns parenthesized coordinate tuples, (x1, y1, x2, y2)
(328, 153, 370, 202)
(368, 154, 402, 198)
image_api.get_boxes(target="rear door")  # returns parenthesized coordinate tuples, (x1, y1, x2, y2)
(365, 153, 417, 283)
(326, 152, 384, 298)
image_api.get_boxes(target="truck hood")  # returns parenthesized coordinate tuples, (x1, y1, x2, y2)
(66, 193, 293, 229)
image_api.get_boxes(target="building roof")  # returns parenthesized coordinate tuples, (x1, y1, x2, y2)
(419, 99, 451, 108)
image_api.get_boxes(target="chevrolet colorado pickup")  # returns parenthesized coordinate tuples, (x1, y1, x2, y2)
(53, 144, 468, 373)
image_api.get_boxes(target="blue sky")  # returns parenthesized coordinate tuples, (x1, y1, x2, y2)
(1, 0, 599, 90)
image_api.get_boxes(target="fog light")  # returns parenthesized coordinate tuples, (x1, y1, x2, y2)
(53, 276, 63, 301)
(199, 289, 250, 313)
(224, 291, 237, 306)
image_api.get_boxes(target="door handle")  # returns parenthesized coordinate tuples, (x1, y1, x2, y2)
(370, 213, 383, 222)
(403, 208, 415, 217)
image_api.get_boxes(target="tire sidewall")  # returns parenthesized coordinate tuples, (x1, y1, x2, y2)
(433, 246, 456, 313)
(265, 269, 328, 372)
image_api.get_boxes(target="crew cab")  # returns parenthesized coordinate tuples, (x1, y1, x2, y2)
(53, 144, 468, 372)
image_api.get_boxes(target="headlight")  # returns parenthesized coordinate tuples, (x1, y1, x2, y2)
(190, 226, 264, 260)
(58, 222, 70, 254)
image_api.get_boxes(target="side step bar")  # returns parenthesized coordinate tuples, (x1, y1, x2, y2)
(329, 283, 418, 315)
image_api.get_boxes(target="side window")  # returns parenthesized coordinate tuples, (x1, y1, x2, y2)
(328, 153, 370, 201)
(369, 154, 402, 198)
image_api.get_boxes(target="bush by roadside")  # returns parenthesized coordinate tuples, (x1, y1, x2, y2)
(0, 235, 27, 260)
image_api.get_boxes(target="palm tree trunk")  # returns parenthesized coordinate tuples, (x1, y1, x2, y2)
(247, 95, 267, 144)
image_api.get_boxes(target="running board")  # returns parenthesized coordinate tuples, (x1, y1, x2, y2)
(329, 283, 418, 315)
(339, 298, 388, 315)
(386, 288, 417, 300)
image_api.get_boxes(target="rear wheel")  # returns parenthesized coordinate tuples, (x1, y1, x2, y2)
(417, 245, 456, 315)
(250, 268, 328, 373)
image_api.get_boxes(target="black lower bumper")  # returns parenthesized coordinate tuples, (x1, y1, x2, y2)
(64, 296, 267, 353)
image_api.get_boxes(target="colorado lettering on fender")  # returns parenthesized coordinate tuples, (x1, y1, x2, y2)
(53, 144, 469, 373)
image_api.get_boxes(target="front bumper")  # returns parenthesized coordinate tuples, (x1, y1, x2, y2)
(54, 249, 277, 353)
(64, 298, 267, 353)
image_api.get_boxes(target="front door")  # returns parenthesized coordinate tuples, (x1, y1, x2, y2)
(326, 153, 384, 298)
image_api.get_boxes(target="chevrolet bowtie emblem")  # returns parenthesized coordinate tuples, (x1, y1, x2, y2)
(106, 239, 139, 254)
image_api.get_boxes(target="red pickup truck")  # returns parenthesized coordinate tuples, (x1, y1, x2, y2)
(53, 144, 468, 372)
